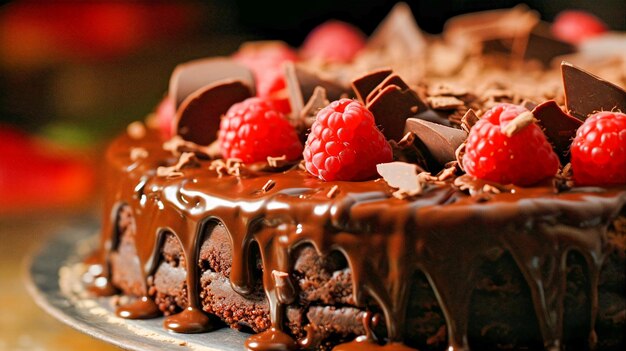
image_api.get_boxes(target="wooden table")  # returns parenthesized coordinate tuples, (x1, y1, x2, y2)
(0, 213, 118, 350)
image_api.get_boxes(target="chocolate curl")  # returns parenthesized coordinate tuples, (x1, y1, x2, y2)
(169, 57, 255, 108)
(174, 80, 253, 146)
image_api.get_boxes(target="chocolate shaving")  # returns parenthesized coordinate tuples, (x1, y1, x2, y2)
(262, 179, 276, 193)
(209, 158, 248, 177)
(501, 111, 537, 137)
(428, 83, 468, 97)
(404, 118, 468, 166)
(326, 185, 340, 199)
(444, 5, 539, 59)
(267, 155, 288, 168)
(169, 57, 255, 108)
(389, 132, 436, 172)
(521, 99, 539, 111)
(163, 135, 221, 159)
(532, 100, 582, 163)
(460, 109, 479, 133)
(157, 152, 198, 178)
(561, 61, 626, 120)
(455, 142, 466, 172)
(175, 79, 253, 146)
(127, 121, 146, 140)
(130, 147, 149, 162)
(351, 68, 392, 103)
(427, 96, 465, 110)
(377, 162, 426, 198)
(300, 86, 329, 128)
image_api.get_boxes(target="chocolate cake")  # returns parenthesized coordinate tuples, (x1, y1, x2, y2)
(84, 4, 626, 351)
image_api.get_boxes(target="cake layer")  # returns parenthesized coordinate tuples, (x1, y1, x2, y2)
(98, 130, 626, 350)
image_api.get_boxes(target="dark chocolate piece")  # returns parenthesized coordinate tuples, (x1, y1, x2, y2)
(351, 68, 392, 103)
(561, 62, 626, 120)
(404, 118, 467, 166)
(532, 100, 582, 164)
(175, 80, 253, 146)
(460, 109, 479, 133)
(169, 58, 255, 108)
(365, 74, 410, 105)
(444, 5, 539, 58)
(284, 62, 305, 119)
(524, 22, 576, 66)
(366, 85, 427, 141)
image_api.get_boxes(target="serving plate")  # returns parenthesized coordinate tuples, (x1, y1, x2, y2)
(24, 223, 248, 351)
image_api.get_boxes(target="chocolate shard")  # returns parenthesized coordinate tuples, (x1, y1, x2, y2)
(444, 5, 539, 58)
(367, 2, 426, 56)
(404, 118, 467, 166)
(169, 57, 255, 108)
(175, 79, 253, 146)
(532, 100, 582, 164)
(294, 64, 349, 103)
(460, 109, 479, 133)
(376, 162, 424, 196)
(284, 62, 305, 119)
(523, 22, 576, 66)
(351, 68, 392, 103)
(367, 84, 427, 141)
(301, 86, 329, 119)
(561, 61, 626, 121)
(365, 74, 410, 105)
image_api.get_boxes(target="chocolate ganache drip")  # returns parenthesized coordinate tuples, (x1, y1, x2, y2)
(85, 4, 626, 351)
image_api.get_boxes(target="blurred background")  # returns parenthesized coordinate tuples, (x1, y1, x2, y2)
(0, 1, 623, 350)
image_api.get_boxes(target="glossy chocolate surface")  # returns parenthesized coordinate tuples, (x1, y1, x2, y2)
(90, 128, 626, 351)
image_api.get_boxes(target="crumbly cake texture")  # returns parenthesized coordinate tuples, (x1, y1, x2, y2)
(84, 4, 626, 351)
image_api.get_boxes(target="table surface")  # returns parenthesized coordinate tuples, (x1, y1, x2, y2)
(0, 213, 118, 351)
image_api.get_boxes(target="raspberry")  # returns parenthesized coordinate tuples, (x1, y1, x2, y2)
(303, 99, 393, 181)
(552, 10, 607, 44)
(570, 111, 626, 186)
(301, 20, 366, 63)
(233, 42, 297, 98)
(155, 95, 175, 139)
(218, 97, 303, 163)
(462, 103, 559, 186)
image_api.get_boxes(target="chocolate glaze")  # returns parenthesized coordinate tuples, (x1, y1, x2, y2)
(90, 129, 626, 351)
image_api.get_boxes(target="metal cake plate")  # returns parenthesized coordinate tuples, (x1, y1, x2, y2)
(24, 222, 248, 351)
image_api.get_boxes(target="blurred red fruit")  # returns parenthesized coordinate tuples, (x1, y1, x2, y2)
(301, 20, 366, 63)
(552, 10, 607, 44)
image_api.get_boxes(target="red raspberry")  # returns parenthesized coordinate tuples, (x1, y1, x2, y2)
(570, 111, 626, 186)
(301, 20, 366, 63)
(552, 10, 607, 44)
(218, 97, 303, 163)
(155, 95, 175, 139)
(233, 42, 297, 99)
(462, 103, 559, 186)
(303, 99, 393, 181)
